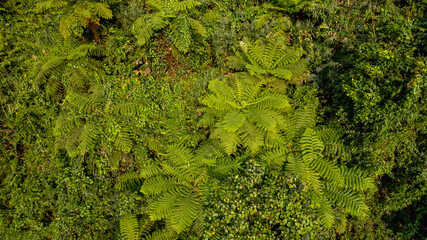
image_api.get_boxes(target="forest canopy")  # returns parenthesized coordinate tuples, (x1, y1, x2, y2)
(0, 0, 426, 239)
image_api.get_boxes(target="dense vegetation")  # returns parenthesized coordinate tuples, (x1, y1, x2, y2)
(0, 0, 425, 239)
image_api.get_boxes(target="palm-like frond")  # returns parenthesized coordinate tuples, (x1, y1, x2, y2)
(120, 214, 140, 240)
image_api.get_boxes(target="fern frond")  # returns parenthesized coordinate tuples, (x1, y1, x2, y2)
(200, 94, 236, 111)
(149, 188, 186, 221)
(92, 2, 113, 19)
(300, 128, 324, 164)
(269, 68, 293, 80)
(312, 193, 335, 228)
(189, 18, 207, 37)
(172, 0, 201, 12)
(37, 0, 67, 12)
(115, 171, 142, 190)
(316, 126, 344, 157)
(167, 145, 194, 167)
(312, 158, 343, 185)
(145, 229, 177, 240)
(120, 214, 140, 240)
(210, 157, 242, 175)
(161, 163, 191, 182)
(221, 110, 246, 132)
(141, 175, 182, 195)
(287, 154, 322, 191)
(109, 102, 145, 117)
(291, 104, 317, 137)
(250, 93, 291, 111)
(46, 78, 65, 97)
(133, 15, 168, 46)
(340, 167, 374, 191)
(171, 191, 201, 233)
(54, 115, 83, 136)
(212, 127, 241, 155)
(195, 140, 225, 159)
(108, 149, 122, 170)
(208, 80, 237, 102)
(197, 108, 220, 128)
(37, 57, 66, 81)
(113, 126, 133, 153)
(243, 81, 263, 102)
(240, 121, 264, 154)
(78, 122, 101, 154)
(255, 14, 273, 29)
(59, 17, 72, 38)
(245, 109, 278, 132)
(260, 148, 289, 167)
(168, 14, 192, 53)
(139, 163, 163, 179)
(325, 184, 369, 217)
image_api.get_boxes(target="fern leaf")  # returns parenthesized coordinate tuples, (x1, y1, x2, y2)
(325, 184, 369, 217)
(200, 94, 236, 111)
(59, 17, 72, 38)
(300, 128, 324, 164)
(211, 157, 242, 175)
(93, 2, 113, 19)
(115, 171, 142, 190)
(145, 229, 177, 240)
(195, 139, 225, 159)
(120, 214, 140, 240)
(133, 15, 168, 46)
(240, 121, 264, 154)
(312, 158, 343, 185)
(167, 145, 194, 167)
(171, 191, 200, 233)
(212, 127, 241, 155)
(208, 80, 236, 102)
(171, 0, 201, 12)
(168, 14, 192, 53)
(77, 122, 101, 154)
(255, 14, 273, 29)
(139, 163, 163, 178)
(141, 175, 182, 195)
(313, 193, 335, 228)
(221, 110, 246, 132)
(37, 0, 67, 12)
(341, 167, 374, 191)
(250, 93, 291, 110)
(245, 109, 277, 132)
(113, 127, 133, 153)
(287, 154, 322, 191)
(243, 81, 263, 102)
(269, 68, 293, 80)
(149, 189, 185, 221)
(260, 148, 289, 167)
(189, 18, 207, 37)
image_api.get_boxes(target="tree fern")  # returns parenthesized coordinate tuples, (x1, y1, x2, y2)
(132, 0, 205, 53)
(35, 41, 106, 99)
(54, 85, 145, 169)
(137, 144, 240, 235)
(199, 76, 291, 155)
(228, 37, 309, 84)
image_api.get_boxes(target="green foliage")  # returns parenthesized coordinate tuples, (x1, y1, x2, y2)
(203, 159, 334, 239)
(199, 75, 291, 154)
(132, 0, 206, 53)
(35, 40, 107, 99)
(121, 214, 140, 240)
(54, 84, 146, 169)
(2, 0, 426, 239)
(37, 0, 118, 40)
(228, 37, 309, 85)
